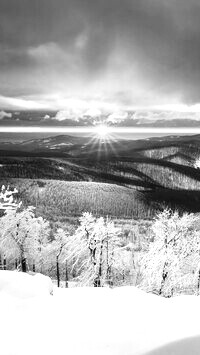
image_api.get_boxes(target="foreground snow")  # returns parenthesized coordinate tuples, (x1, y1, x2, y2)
(0, 270, 53, 297)
(0, 273, 200, 355)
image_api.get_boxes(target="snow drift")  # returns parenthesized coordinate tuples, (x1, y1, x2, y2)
(0, 275, 200, 355)
(0, 270, 53, 298)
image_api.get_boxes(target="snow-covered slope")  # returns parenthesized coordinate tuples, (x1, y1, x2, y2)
(0, 275, 200, 355)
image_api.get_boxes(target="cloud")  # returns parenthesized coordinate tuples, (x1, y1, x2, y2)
(132, 110, 200, 122)
(53, 107, 102, 122)
(0, 111, 12, 120)
(44, 114, 50, 120)
(107, 111, 128, 123)
(52, 98, 120, 121)
(0, 95, 47, 110)
(54, 110, 80, 121)
(53, 99, 89, 121)
(84, 108, 101, 117)
(1, 0, 200, 110)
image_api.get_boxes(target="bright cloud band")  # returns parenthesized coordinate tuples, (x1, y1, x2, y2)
(0, 126, 198, 134)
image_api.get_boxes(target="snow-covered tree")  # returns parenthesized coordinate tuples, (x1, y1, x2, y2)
(65, 212, 132, 287)
(30, 216, 50, 273)
(0, 185, 22, 269)
(47, 228, 69, 287)
(140, 209, 200, 296)
(0, 206, 50, 272)
(0, 185, 21, 212)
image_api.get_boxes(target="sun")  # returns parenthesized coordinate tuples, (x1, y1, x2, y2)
(94, 124, 110, 139)
(87, 124, 120, 157)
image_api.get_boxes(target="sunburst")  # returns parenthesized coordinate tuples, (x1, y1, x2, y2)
(93, 124, 111, 139)
(83, 124, 121, 158)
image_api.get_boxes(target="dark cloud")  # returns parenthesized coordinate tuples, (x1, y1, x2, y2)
(1, 0, 200, 108)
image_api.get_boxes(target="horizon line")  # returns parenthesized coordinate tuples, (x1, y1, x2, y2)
(0, 126, 199, 134)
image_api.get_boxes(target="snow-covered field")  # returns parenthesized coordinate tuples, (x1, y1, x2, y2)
(0, 271, 200, 355)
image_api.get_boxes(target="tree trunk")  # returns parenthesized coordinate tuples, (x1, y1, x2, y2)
(132, 249, 136, 286)
(33, 263, 35, 273)
(15, 259, 18, 270)
(94, 241, 103, 287)
(107, 266, 113, 287)
(21, 257, 27, 272)
(197, 268, 200, 295)
(106, 239, 109, 284)
(94, 278, 101, 287)
(159, 235, 170, 296)
(3, 257, 6, 270)
(159, 261, 168, 295)
(56, 256, 60, 287)
(65, 261, 68, 288)
(0, 253, 2, 270)
(106, 239, 113, 287)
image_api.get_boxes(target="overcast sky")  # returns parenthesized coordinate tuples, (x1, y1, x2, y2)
(1, 0, 200, 120)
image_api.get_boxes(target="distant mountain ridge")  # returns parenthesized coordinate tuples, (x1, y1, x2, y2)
(0, 133, 200, 158)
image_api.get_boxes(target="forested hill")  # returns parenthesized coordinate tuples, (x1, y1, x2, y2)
(0, 133, 200, 157)
(1, 133, 200, 219)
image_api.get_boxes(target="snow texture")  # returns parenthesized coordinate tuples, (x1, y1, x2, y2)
(0, 272, 200, 355)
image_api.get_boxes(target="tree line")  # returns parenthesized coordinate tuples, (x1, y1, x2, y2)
(0, 186, 133, 287)
(1, 185, 200, 295)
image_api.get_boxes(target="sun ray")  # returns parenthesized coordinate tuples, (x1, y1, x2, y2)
(81, 124, 119, 159)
